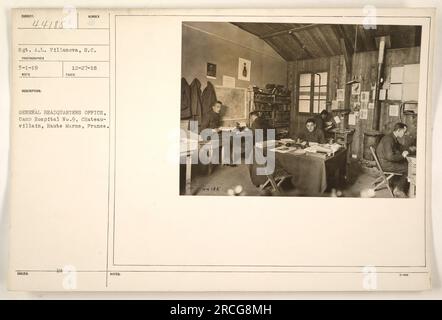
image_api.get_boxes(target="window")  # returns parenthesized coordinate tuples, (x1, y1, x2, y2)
(298, 72, 328, 114)
(298, 73, 311, 113)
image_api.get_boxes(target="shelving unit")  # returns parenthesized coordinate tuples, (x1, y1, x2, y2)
(249, 89, 291, 139)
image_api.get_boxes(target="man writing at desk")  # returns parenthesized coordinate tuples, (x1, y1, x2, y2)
(298, 118, 325, 144)
(376, 122, 415, 198)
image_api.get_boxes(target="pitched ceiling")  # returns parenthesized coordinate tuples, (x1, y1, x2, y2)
(231, 23, 422, 61)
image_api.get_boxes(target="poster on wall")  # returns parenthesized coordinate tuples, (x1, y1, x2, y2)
(348, 113, 356, 126)
(361, 91, 370, 102)
(360, 109, 368, 120)
(206, 62, 217, 79)
(389, 104, 400, 117)
(388, 83, 403, 100)
(351, 82, 361, 95)
(238, 57, 251, 81)
(379, 89, 387, 100)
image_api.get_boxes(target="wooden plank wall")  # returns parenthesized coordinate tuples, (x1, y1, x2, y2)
(349, 47, 420, 158)
(288, 46, 420, 159)
(288, 55, 346, 136)
(349, 50, 378, 157)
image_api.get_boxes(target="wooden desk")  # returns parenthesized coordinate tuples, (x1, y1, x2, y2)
(250, 143, 347, 195)
(180, 139, 214, 195)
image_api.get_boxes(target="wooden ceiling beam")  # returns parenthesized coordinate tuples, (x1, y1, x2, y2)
(232, 23, 290, 60)
(341, 25, 357, 52)
(331, 25, 353, 53)
(263, 24, 301, 61)
(260, 24, 318, 39)
(298, 31, 328, 58)
(312, 27, 336, 56)
(289, 33, 313, 59)
(340, 37, 352, 71)
(263, 38, 293, 60)
(285, 34, 309, 60)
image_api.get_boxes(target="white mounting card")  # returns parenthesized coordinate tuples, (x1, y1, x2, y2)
(8, 8, 434, 291)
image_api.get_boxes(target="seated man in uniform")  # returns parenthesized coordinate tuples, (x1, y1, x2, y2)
(249, 111, 268, 141)
(375, 122, 411, 197)
(298, 118, 325, 144)
(200, 100, 223, 165)
(201, 100, 222, 131)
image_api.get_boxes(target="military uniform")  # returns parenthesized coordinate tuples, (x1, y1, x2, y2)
(298, 127, 325, 144)
(202, 110, 221, 130)
(376, 133, 408, 174)
(376, 132, 409, 195)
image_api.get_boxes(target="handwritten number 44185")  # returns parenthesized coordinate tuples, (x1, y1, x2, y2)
(32, 20, 65, 29)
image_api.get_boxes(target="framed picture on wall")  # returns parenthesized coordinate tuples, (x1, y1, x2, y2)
(238, 57, 251, 81)
(206, 62, 217, 79)
(351, 82, 361, 95)
(361, 91, 370, 102)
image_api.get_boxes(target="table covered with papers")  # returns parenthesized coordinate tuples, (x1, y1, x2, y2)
(250, 141, 347, 195)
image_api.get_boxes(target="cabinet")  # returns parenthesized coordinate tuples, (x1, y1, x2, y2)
(330, 128, 355, 163)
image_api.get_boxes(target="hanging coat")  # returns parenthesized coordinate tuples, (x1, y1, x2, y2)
(201, 81, 218, 125)
(181, 77, 192, 119)
(190, 78, 202, 121)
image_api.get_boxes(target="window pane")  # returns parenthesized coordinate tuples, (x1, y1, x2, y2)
(299, 86, 310, 96)
(314, 72, 328, 85)
(319, 100, 326, 112)
(314, 87, 327, 98)
(300, 73, 311, 86)
(299, 86, 310, 100)
(312, 100, 319, 113)
(300, 84, 311, 100)
(299, 99, 310, 113)
(320, 72, 328, 85)
(312, 99, 327, 114)
(299, 86, 310, 92)
(314, 74, 321, 86)
(313, 86, 320, 97)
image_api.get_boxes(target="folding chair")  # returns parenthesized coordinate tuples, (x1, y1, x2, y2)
(260, 170, 292, 194)
(369, 146, 402, 197)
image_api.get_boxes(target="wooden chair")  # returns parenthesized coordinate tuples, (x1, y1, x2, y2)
(369, 146, 402, 197)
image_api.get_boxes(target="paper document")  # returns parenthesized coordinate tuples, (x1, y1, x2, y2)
(7, 7, 434, 292)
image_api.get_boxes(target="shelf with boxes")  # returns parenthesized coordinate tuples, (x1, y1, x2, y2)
(249, 86, 291, 139)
